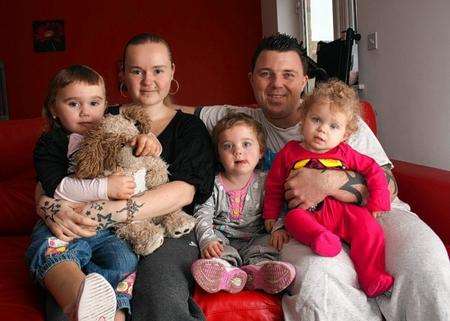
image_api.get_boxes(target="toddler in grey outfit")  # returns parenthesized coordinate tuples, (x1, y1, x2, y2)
(191, 112, 295, 294)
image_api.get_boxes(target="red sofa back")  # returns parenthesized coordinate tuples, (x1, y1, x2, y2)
(0, 102, 377, 236)
(0, 118, 45, 235)
(392, 160, 450, 250)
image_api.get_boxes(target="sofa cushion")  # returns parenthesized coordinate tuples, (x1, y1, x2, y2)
(392, 159, 450, 251)
(0, 170, 39, 235)
(0, 235, 44, 321)
(360, 100, 377, 136)
(0, 118, 44, 180)
(193, 286, 282, 321)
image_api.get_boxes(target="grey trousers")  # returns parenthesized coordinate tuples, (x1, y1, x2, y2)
(217, 232, 279, 266)
(131, 231, 205, 321)
(281, 208, 450, 321)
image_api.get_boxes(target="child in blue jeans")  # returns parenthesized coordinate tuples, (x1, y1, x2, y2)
(26, 65, 160, 321)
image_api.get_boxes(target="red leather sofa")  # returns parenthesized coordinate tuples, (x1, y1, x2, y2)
(1, 104, 449, 321)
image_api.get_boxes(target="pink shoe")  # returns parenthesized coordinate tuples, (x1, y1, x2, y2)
(191, 258, 247, 293)
(241, 261, 296, 294)
(76, 273, 116, 321)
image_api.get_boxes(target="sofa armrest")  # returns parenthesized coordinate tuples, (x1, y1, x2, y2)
(392, 159, 450, 253)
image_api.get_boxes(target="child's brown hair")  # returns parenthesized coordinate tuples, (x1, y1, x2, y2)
(301, 79, 361, 134)
(212, 112, 266, 158)
(43, 64, 106, 130)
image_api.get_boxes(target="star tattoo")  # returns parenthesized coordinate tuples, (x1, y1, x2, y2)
(40, 200, 62, 223)
(96, 213, 115, 230)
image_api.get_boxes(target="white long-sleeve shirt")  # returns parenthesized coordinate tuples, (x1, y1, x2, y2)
(54, 133, 109, 203)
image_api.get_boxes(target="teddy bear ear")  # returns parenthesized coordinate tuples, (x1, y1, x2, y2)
(75, 130, 109, 178)
(102, 134, 129, 171)
(75, 132, 129, 178)
(122, 105, 152, 134)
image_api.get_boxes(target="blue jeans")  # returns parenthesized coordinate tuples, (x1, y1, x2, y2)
(26, 220, 138, 312)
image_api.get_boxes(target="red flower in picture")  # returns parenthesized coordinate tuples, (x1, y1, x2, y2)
(33, 20, 65, 52)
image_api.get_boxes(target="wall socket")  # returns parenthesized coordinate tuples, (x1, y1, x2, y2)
(367, 32, 378, 50)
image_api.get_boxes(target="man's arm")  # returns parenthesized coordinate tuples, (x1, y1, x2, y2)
(383, 165, 398, 202)
(284, 165, 397, 209)
(333, 165, 397, 204)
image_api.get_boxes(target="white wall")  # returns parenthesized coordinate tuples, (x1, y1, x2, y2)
(275, 0, 302, 40)
(261, 0, 301, 40)
(262, 0, 450, 170)
(357, 0, 450, 170)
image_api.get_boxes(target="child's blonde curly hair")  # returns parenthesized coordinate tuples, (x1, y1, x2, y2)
(301, 79, 361, 134)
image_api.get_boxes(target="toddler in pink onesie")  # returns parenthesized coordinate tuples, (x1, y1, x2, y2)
(264, 79, 394, 297)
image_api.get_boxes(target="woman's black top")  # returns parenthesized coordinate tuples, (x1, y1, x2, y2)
(34, 106, 215, 213)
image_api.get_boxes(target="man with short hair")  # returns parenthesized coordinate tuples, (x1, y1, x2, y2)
(181, 33, 450, 321)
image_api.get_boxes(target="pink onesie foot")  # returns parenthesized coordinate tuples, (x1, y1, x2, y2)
(311, 231, 342, 257)
(362, 274, 395, 298)
(191, 258, 247, 293)
(241, 261, 296, 294)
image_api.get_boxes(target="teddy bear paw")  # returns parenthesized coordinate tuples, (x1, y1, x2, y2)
(163, 211, 196, 238)
(135, 228, 165, 256)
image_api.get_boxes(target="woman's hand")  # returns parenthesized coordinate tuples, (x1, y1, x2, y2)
(37, 195, 98, 242)
(270, 229, 290, 251)
(201, 240, 224, 259)
(130, 133, 162, 157)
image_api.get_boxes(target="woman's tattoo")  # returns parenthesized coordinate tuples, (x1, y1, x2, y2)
(340, 171, 364, 205)
(84, 200, 145, 230)
(118, 199, 144, 223)
(85, 202, 116, 230)
(40, 200, 62, 222)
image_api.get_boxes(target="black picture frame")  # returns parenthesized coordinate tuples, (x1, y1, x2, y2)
(32, 20, 65, 53)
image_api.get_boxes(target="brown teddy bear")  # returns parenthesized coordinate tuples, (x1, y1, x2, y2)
(74, 105, 196, 256)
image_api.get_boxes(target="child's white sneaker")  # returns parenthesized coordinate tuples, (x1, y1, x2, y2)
(191, 258, 247, 293)
(76, 273, 116, 321)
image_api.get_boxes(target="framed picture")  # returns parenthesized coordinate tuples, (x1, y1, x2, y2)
(32, 20, 65, 52)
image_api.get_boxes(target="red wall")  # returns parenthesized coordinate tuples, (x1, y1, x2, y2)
(0, 0, 261, 119)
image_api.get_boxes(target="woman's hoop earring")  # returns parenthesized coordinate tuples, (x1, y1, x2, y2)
(169, 79, 180, 95)
(119, 82, 128, 98)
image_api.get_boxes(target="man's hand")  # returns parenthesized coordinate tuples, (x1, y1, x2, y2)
(285, 168, 368, 208)
(201, 240, 224, 259)
(284, 168, 331, 210)
(107, 171, 136, 200)
(37, 196, 98, 242)
(270, 229, 290, 251)
(130, 133, 162, 157)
